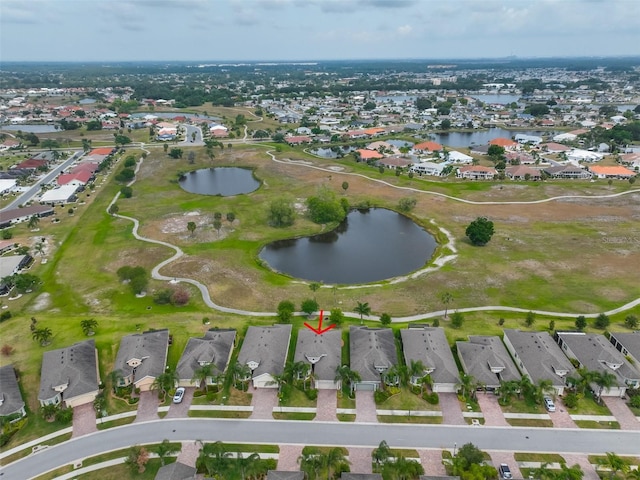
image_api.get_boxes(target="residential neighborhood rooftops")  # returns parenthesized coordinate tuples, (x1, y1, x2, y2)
(589, 165, 635, 177)
(176, 329, 236, 382)
(0, 364, 25, 418)
(456, 336, 520, 388)
(294, 328, 341, 384)
(115, 329, 169, 387)
(238, 324, 292, 380)
(267, 471, 305, 480)
(414, 141, 443, 152)
(154, 461, 196, 480)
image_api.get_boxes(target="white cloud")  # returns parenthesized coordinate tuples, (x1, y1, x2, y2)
(397, 24, 412, 36)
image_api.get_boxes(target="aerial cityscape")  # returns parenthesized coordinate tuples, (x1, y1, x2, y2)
(1, 1, 640, 479)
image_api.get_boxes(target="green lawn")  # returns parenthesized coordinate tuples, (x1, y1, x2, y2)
(378, 415, 442, 424)
(375, 387, 440, 411)
(574, 420, 620, 429)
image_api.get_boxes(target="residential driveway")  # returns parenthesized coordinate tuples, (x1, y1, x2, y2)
(602, 396, 640, 430)
(487, 451, 523, 480)
(419, 449, 447, 476)
(439, 393, 466, 425)
(72, 403, 97, 438)
(355, 391, 378, 423)
(477, 393, 509, 427)
(277, 444, 303, 471)
(176, 441, 200, 467)
(550, 397, 577, 428)
(348, 447, 373, 474)
(134, 391, 160, 422)
(165, 387, 194, 419)
(562, 454, 599, 480)
(314, 389, 337, 422)
(250, 388, 277, 419)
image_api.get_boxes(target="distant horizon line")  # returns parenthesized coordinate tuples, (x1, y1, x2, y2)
(1, 55, 640, 65)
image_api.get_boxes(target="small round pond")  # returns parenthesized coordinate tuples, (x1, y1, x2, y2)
(259, 208, 436, 284)
(179, 167, 260, 196)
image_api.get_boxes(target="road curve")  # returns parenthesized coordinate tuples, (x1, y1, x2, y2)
(104, 147, 640, 321)
(2, 418, 639, 479)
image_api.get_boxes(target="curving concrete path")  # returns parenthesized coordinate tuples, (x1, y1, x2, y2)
(104, 145, 640, 321)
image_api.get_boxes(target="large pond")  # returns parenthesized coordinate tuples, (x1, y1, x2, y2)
(1, 124, 59, 133)
(130, 112, 221, 122)
(259, 208, 436, 284)
(179, 167, 260, 196)
(431, 127, 553, 147)
(471, 94, 521, 104)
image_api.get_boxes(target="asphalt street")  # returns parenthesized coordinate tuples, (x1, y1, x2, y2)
(2, 419, 638, 479)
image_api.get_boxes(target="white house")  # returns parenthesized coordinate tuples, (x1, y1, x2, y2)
(566, 149, 604, 163)
(410, 162, 446, 177)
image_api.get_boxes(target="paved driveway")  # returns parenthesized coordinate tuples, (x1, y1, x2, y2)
(314, 389, 337, 422)
(562, 454, 599, 480)
(419, 449, 447, 476)
(165, 388, 194, 419)
(550, 397, 577, 428)
(602, 396, 640, 430)
(135, 391, 160, 422)
(176, 441, 200, 467)
(477, 393, 509, 427)
(488, 451, 523, 480)
(348, 447, 373, 474)
(250, 388, 278, 419)
(439, 393, 465, 425)
(72, 403, 97, 438)
(355, 391, 378, 423)
(277, 444, 303, 471)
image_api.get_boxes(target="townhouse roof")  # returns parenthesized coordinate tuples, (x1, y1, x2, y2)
(503, 330, 576, 386)
(267, 472, 305, 480)
(356, 149, 384, 160)
(0, 364, 25, 417)
(379, 157, 413, 168)
(238, 324, 292, 378)
(400, 327, 460, 386)
(349, 326, 398, 382)
(341, 474, 383, 480)
(155, 461, 196, 480)
(38, 339, 98, 403)
(557, 333, 639, 385)
(115, 330, 169, 381)
(88, 147, 115, 156)
(57, 170, 93, 186)
(589, 165, 635, 177)
(505, 165, 541, 178)
(459, 165, 498, 173)
(456, 336, 520, 387)
(414, 141, 443, 152)
(294, 328, 342, 382)
(0, 204, 54, 225)
(176, 329, 236, 381)
(489, 137, 518, 148)
(539, 142, 571, 152)
(608, 332, 640, 361)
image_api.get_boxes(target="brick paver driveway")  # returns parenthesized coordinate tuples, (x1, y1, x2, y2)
(477, 393, 508, 427)
(176, 441, 200, 467)
(355, 391, 378, 423)
(602, 396, 640, 430)
(165, 387, 194, 419)
(439, 393, 465, 425)
(250, 388, 278, 419)
(72, 403, 97, 438)
(562, 454, 599, 480)
(277, 444, 303, 471)
(135, 391, 160, 422)
(550, 397, 577, 428)
(419, 449, 447, 476)
(314, 389, 337, 422)
(348, 447, 373, 474)
(488, 451, 523, 480)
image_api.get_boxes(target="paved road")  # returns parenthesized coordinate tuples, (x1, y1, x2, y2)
(1, 419, 638, 479)
(1, 150, 83, 211)
(181, 124, 204, 146)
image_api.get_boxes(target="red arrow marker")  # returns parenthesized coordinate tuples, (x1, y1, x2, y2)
(304, 310, 336, 335)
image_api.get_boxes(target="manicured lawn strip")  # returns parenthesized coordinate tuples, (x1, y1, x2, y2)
(500, 397, 546, 414)
(388, 448, 420, 457)
(302, 446, 349, 455)
(588, 455, 640, 466)
(222, 443, 280, 454)
(506, 419, 553, 428)
(337, 395, 356, 409)
(272, 412, 316, 420)
(280, 385, 317, 408)
(337, 413, 356, 422)
(377, 415, 443, 424)
(71, 459, 163, 480)
(573, 420, 620, 429)
(97, 416, 135, 430)
(188, 410, 252, 419)
(567, 394, 613, 416)
(514, 453, 566, 463)
(375, 387, 440, 411)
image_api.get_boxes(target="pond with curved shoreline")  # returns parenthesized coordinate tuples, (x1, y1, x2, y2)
(259, 208, 437, 284)
(178, 167, 260, 196)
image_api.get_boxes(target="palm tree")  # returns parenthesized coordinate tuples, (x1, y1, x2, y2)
(597, 452, 630, 480)
(384, 454, 424, 479)
(518, 375, 534, 400)
(440, 291, 453, 318)
(354, 301, 371, 324)
(299, 449, 323, 480)
(498, 380, 520, 406)
(187, 221, 197, 237)
(627, 469, 640, 480)
(534, 379, 554, 404)
(229, 361, 251, 391)
(557, 463, 584, 480)
(408, 360, 426, 389)
(32, 327, 53, 346)
(335, 365, 361, 397)
(108, 370, 124, 393)
(373, 440, 392, 467)
(80, 318, 98, 336)
(28, 215, 40, 229)
(594, 371, 617, 400)
(457, 373, 477, 401)
(233, 451, 262, 480)
(152, 368, 178, 400)
(192, 363, 213, 392)
(155, 439, 179, 466)
(309, 282, 322, 300)
(530, 462, 556, 480)
(324, 447, 349, 480)
(197, 441, 232, 477)
(34, 242, 45, 257)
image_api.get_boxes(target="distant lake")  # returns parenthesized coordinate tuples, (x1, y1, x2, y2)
(472, 94, 521, 104)
(310, 146, 355, 158)
(431, 128, 552, 147)
(259, 208, 436, 284)
(1, 124, 59, 133)
(179, 167, 260, 196)
(376, 94, 417, 103)
(78, 98, 96, 104)
(130, 112, 221, 122)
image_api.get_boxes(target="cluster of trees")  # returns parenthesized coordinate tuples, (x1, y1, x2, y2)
(449, 443, 498, 480)
(307, 187, 349, 224)
(196, 441, 276, 478)
(268, 197, 296, 227)
(1, 273, 41, 295)
(579, 121, 640, 150)
(298, 447, 350, 480)
(372, 440, 424, 479)
(465, 217, 495, 246)
(153, 287, 190, 306)
(116, 266, 148, 295)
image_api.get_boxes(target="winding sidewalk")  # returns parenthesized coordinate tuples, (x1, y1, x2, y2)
(104, 146, 640, 321)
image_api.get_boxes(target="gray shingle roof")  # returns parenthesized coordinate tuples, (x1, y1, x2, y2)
(0, 364, 25, 417)
(115, 330, 169, 383)
(267, 472, 305, 480)
(349, 326, 397, 382)
(38, 339, 98, 403)
(341, 474, 384, 480)
(456, 336, 520, 388)
(400, 327, 460, 387)
(503, 329, 576, 386)
(154, 461, 196, 480)
(176, 329, 236, 381)
(609, 332, 640, 363)
(294, 328, 341, 382)
(557, 333, 640, 385)
(238, 324, 292, 377)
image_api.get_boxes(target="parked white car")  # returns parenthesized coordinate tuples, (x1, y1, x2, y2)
(544, 396, 556, 412)
(173, 387, 185, 404)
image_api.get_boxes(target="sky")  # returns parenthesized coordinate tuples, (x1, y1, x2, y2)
(1, 0, 639, 62)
